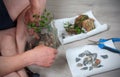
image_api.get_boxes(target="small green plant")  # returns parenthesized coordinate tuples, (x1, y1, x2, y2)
(27, 9, 54, 33)
(64, 22, 85, 34)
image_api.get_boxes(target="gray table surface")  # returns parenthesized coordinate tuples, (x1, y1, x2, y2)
(29, 0, 120, 77)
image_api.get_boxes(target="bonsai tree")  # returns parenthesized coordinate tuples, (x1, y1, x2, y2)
(26, 9, 60, 49)
(27, 9, 54, 34)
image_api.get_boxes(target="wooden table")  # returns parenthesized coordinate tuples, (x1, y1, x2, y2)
(29, 0, 120, 77)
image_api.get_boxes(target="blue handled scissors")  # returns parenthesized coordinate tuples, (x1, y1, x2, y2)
(88, 38, 120, 54)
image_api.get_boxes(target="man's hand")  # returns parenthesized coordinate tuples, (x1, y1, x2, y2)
(24, 7, 40, 25)
(24, 0, 46, 25)
(26, 45, 57, 67)
(24, 7, 40, 39)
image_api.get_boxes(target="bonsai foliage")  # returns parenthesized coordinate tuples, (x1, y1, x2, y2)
(27, 9, 54, 33)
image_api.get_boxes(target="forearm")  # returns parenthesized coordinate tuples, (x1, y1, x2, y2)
(0, 52, 31, 76)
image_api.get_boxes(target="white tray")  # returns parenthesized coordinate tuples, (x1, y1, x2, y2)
(66, 40, 120, 77)
(51, 10, 108, 44)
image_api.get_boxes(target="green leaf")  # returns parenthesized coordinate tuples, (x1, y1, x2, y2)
(81, 29, 85, 33)
(74, 27, 82, 34)
(31, 23, 36, 27)
(35, 27, 41, 33)
(41, 15, 46, 19)
(39, 21, 45, 27)
(27, 9, 54, 34)
(47, 12, 50, 16)
(76, 29, 81, 34)
(44, 18, 48, 22)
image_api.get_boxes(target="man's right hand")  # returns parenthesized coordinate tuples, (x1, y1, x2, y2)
(26, 45, 57, 67)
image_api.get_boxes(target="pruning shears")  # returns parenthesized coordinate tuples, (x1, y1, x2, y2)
(88, 38, 120, 54)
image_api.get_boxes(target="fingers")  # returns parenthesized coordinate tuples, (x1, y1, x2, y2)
(24, 7, 40, 25)
(36, 45, 58, 54)
(47, 46, 58, 54)
(36, 57, 55, 67)
(45, 58, 55, 67)
(53, 49, 57, 55)
(32, 45, 58, 67)
(47, 50, 57, 67)
(43, 48, 57, 67)
(49, 60, 54, 67)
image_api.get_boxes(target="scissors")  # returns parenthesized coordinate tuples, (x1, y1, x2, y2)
(88, 38, 120, 54)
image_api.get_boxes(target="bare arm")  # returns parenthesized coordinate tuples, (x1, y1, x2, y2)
(0, 45, 57, 77)
(16, 0, 46, 53)
(0, 52, 30, 76)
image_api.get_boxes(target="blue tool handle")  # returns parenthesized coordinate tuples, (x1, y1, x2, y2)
(98, 43, 105, 49)
(99, 38, 120, 43)
(103, 46, 120, 54)
(98, 38, 120, 48)
(111, 38, 120, 42)
(99, 39, 108, 43)
(98, 38, 120, 54)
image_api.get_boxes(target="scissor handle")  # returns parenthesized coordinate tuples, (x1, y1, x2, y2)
(98, 39, 108, 48)
(99, 39, 108, 42)
(99, 38, 120, 42)
(98, 38, 120, 54)
(98, 44, 120, 54)
(111, 38, 120, 42)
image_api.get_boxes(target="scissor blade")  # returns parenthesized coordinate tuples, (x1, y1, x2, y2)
(88, 40, 99, 45)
